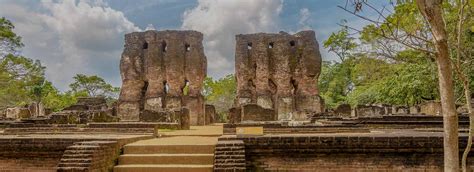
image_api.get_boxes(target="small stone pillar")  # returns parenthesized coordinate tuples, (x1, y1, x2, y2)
(180, 108, 190, 130)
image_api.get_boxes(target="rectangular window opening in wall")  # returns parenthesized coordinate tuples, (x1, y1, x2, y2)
(162, 41, 167, 52)
(183, 80, 190, 95)
(185, 43, 191, 52)
(163, 81, 169, 94)
(290, 78, 298, 95)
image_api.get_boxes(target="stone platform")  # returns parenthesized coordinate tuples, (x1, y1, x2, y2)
(0, 134, 152, 172)
(4, 120, 474, 172)
(216, 124, 474, 171)
(216, 116, 474, 171)
(223, 122, 369, 135)
(114, 124, 223, 172)
(2, 122, 181, 135)
(0, 121, 183, 171)
(115, 136, 216, 172)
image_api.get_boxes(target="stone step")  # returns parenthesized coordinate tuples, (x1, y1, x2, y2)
(124, 144, 215, 154)
(68, 145, 101, 149)
(113, 164, 213, 172)
(62, 154, 93, 159)
(214, 162, 246, 167)
(57, 167, 89, 172)
(64, 150, 95, 154)
(60, 158, 92, 164)
(57, 162, 90, 168)
(119, 154, 214, 165)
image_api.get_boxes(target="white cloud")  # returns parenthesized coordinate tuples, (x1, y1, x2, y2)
(145, 24, 156, 30)
(298, 8, 312, 31)
(181, 0, 283, 79)
(0, 0, 140, 90)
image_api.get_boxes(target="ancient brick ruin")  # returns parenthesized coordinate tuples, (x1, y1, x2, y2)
(118, 30, 207, 125)
(234, 31, 323, 121)
(2, 28, 474, 172)
(49, 97, 118, 124)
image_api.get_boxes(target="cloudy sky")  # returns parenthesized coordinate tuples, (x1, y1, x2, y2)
(0, 0, 387, 90)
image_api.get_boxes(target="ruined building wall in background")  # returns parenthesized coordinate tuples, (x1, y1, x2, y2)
(118, 30, 207, 125)
(234, 30, 323, 121)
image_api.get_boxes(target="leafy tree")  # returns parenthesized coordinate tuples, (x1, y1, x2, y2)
(346, 54, 439, 106)
(69, 74, 120, 99)
(0, 54, 80, 112)
(323, 26, 357, 61)
(321, 26, 359, 108)
(445, 0, 474, 169)
(203, 74, 236, 121)
(336, 0, 470, 169)
(0, 18, 121, 112)
(318, 60, 354, 108)
(0, 17, 23, 57)
(41, 81, 87, 111)
(0, 54, 45, 108)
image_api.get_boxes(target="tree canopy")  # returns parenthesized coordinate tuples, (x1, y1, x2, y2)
(320, 0, 474, 109)
(69, 74, 119, 98)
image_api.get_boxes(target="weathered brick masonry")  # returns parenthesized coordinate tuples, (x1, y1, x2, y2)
(223, 123, 369, 135)
(118, 30, 207, 125)
(234, 31, 324, 121)
(216, 134, 474, 171)
(0, 134, 151, 171)
(214, 140, 246, 172)
(3, 122, 181, 134)
(57, 141, 120, 172)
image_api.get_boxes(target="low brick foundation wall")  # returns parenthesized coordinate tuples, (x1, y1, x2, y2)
(223, 123, 369, 135)
(225, 115, 471, 135)
(0, 135, 151, 172)
(217, 134, 474, 171)
(0, 158, 59, 172)
(314, 115, 470, 129)
(214, 140, 246, 172)
(3, 122, 180, 135)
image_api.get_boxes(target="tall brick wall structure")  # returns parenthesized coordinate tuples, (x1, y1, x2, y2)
(234, 31, 323, 121)
(118, 30, 207, 125)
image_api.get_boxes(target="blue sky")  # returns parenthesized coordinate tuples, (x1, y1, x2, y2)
(0, 0, 388, 90)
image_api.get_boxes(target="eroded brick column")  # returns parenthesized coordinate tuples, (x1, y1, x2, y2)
(118, 30, 207, 125)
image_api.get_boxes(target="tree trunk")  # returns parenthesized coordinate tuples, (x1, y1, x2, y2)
(453, 0, 473, 171)
(416, 0, 459, 171)
(462, 82, 473, 172)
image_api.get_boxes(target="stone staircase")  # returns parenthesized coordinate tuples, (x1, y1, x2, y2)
(114, 136, 216, 172)
(57, 141, 119, 172)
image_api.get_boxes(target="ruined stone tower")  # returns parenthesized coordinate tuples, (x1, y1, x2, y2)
(118, 30, 207, 125)
(234, 30, 324, 121)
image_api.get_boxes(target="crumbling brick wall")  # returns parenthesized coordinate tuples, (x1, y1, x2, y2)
(234, 31, 323, 121)
(218, 134, 474, 171)
(118, 30, 207, 125)
(0, 136, 150, 172)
